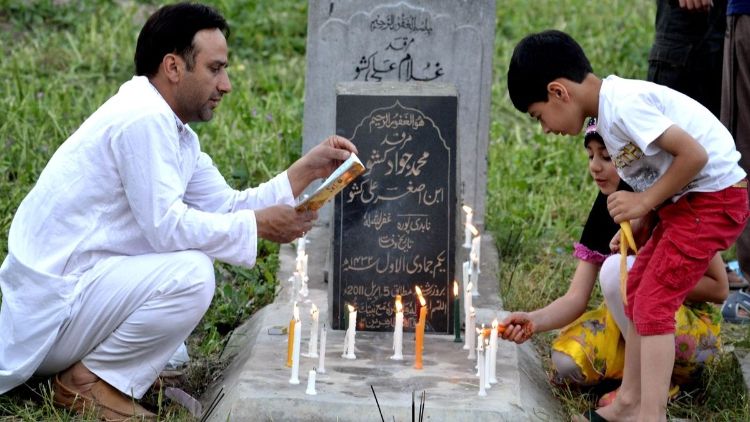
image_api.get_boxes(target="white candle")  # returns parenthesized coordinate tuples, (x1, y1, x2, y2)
(390, 298, 404, 360)
(343, 305, 357, 359)
(318, 324, 327, 373)
(289, 314, 301, 384)
(475, 328, 483, 374)
(467, 308, 476, 359)
(484, 337, 492, 389)
(489, 319, 499, 384)
(302, 253, 309, 281)
(471, 230, 481, 275)
(477, 339, 487, 396)
(297, 234, 306, 257)
(304, 304, 319, 358)
(305, 369, 317, 395)
(462, 261, 471, 311)
(463, 282, 473, 351)
(463, 206, 473, 248)
(470, 259, 479, 297)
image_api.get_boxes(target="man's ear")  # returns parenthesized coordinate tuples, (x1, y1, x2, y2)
(162, 53, 183, 84)
(546, 81, 570, 101)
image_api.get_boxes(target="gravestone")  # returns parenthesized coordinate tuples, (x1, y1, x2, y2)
(331, 82, 457, 333)
(303, 0, 495, 226)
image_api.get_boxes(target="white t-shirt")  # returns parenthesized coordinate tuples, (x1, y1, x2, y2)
(597, 75, 745, 199)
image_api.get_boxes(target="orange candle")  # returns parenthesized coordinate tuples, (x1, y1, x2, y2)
(286, 302, 298, 367)
(415, 289, 427, 369)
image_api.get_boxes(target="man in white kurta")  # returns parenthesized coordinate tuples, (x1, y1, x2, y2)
(0, 3, 356, 419)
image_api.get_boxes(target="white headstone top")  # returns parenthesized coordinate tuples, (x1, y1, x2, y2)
(303, 0, 496, 225)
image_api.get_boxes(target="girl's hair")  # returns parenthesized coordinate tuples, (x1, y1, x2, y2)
(134, 2, 230, 77)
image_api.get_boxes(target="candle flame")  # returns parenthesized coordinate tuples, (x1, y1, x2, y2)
(396, 299, 403, 313)
(419, 295, 426, 307)
(453, 280, 458, 296)
(462, 205, 473, 214)
(469, 224, 479, 236)
(415, 286, 422, 297)
(492, 318, 498, 328)
(347, 304, 355, 312)
(469, 306, 475, 313)
(311, 303, 318, 314)
(466, 282, 473, 292)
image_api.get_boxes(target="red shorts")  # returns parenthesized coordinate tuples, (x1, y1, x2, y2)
(625, 185, 750, 335)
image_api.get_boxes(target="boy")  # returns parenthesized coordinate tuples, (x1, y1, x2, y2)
(503, 29, 749, 421)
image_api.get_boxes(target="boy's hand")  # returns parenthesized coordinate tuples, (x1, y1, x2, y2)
(606, 190, 651, 223)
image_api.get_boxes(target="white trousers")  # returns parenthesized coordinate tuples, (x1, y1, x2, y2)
(36, 250, 215, 398)
(600, 254, 636, 335)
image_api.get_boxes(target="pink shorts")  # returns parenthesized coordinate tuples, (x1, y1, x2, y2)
(625, 185, 750, 335)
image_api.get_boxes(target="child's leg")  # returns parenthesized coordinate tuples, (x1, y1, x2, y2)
(640, 333, 674, 421)
(596, 320, 642, 421)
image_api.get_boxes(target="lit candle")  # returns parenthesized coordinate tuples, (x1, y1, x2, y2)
(305, 368, 317, 395)
(289, 310, 301, 384)
(484, 337, 492, 389)
(469, 226, 480, 295)
(453, 281, 461, 343)
(297, 233, 306, 257)
(318, 323, 327, 373)
(477, 336, 487, 396)
(489, 319, 499, 384)
(463, 206, 473, 248)
(391, 296, 404, 360)
(414, 287, 427, 369)
(303, 304, 319, 358)
(342, 304, 357, 359)
(475, 327, 484, 375)
(286, 301, 298, 367)
(470, 226, 481, 275)
(466, 307, 476, 360)
(462, 260, 471, 304)
(462, 282, 473, 350)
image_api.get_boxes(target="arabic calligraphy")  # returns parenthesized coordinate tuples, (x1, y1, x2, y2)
(369, 13, 433, 35)
(334, 99, 456, 332)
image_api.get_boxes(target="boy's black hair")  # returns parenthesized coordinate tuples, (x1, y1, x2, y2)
(507, 30, 593, 112)
(135, 2, 230, 77)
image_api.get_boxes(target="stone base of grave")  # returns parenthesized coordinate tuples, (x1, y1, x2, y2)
(199, 223, 562, 421)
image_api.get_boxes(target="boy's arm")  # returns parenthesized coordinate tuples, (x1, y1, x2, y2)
(607, 125, 707, 223)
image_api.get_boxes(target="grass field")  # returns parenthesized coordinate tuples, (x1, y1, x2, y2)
(1, 0, 749, 420)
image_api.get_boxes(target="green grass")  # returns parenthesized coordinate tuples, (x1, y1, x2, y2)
(0, 0, 748, 420)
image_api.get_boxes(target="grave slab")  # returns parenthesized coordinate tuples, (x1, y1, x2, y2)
(201, 224, 562, 421)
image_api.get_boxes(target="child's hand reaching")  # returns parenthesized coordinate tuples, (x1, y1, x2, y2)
(607, 190, 652, 223)
(499, 312, 535, 344)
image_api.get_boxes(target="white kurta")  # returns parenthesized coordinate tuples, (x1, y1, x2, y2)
(0, 76, 294, 394)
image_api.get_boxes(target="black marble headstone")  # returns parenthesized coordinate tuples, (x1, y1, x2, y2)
(332, 83, 457, 333)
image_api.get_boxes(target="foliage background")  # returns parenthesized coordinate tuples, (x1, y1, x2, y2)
(0, 0, 748, 420)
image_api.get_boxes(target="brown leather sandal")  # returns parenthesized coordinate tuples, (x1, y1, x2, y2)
(52, 374, 156, 421)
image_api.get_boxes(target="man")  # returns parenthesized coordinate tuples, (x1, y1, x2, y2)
(0, 3, 356, 420)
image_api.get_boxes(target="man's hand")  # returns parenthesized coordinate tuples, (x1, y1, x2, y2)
(499, 312, 536, 344)
(255, 205, 317, 243)
(287, 135, 359, 197)
(679, 0, 712, 12)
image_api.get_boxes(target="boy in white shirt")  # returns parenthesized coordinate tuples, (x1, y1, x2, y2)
(503, 29, 749, 422)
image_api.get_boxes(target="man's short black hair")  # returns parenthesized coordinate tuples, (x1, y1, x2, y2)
(135, 2, 230, 77)
(507, 30, 593, 112)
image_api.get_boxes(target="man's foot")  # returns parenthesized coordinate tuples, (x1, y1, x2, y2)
(52, 362, 156, 421)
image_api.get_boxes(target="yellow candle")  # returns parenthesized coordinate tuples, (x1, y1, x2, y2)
(415, 290, 427, 369)
(286, 302, 299, 367)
